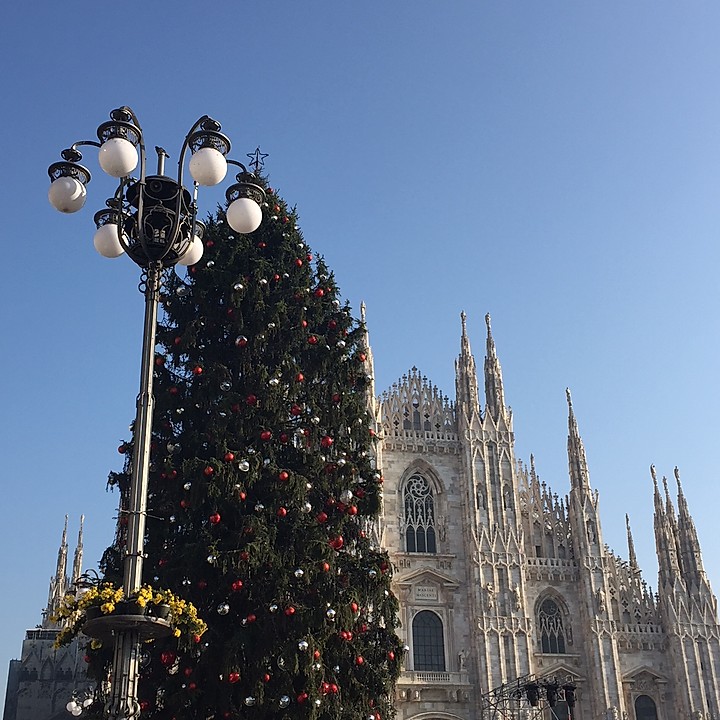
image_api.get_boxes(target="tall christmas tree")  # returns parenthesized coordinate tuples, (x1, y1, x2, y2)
(92, 179, 403, 720)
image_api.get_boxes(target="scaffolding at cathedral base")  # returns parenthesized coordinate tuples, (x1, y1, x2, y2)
(480, 672, 577, 720)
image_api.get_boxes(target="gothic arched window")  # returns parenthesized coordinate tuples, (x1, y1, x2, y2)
(412, 611, 445, 671)
(635, 696, 658, 720)
(403, 474, 437, 553)
(538, 598, 567, 654)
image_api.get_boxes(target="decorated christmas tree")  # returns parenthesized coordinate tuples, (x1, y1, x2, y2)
(91, 179, 403, 720)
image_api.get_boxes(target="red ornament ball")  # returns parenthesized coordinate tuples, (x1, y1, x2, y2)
(321, 561, 330, 572)
(320, 436, 334, 448)
(332, 393, 341, 403)
(314, 288, 324, 297)
(209, 512, 221, 525)
(160, 651, 176, 666)
(183, 667, 193, 677)
(174, 337, 182, 346)
(280, 433, 289, 443)
(169, 386, 179, 395)
(329, 536, 344, 550)
(246, 613, 256, 623)
(347, 505, 358, 516)
(278, 471, 289, 481)
(295, 258, 303, 267)
(204, 466, 214, 476)
(284, 606, 295, 616)
(260, 430, 272, 441)
(297, 692, 308, 704)
(290, 404, 302, 416)
(231, 580, 243, 591)
(155, 356, 165, 366)
(387, 651, 395, 661)
(316, 512, 328, 524)
(308, 335, 318, 345)
(193, 366, 203, 375)
(224, 452, 235, 462)
(228, 672, 240, 684)
(263, 673, 271, 683)
(295, 372, 305, 382)
(355, 656, 364, 665)
(246, 394, 258, 406)
(277, 507, 288, 518)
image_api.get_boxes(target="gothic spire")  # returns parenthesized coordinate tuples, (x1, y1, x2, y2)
(626, 513, 638, 571)
(72, 514, 85, 585)
(652, 465, 681, 587)
(483, 313, 507, 420)
(56, 514, 69, 587)
(455, 311, 481, 414)
(674, 467, 707, 589)
(566, 389, 590, 490)
(44, 515, 69, 627)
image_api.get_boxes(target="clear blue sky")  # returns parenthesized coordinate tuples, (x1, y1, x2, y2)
(2, 0, 719, 701)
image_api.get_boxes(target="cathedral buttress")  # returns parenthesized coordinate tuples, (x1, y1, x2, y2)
(565, 391, 625, 718)
(455, 314, 528, 693)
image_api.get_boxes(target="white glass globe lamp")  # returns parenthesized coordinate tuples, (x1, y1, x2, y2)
(93, 223, 126, 258)
(189, 147, 227, 186)
(98, 137, 138, 178)
(48, 177, 87, 213)
(177, 235, 204, 266)
(227, 197, 262, 233)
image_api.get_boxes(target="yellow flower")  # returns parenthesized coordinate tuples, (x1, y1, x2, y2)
(174, 629, 181, 637)
(101, 602, 115, 614)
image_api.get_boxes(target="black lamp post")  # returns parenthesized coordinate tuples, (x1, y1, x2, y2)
(47, 107, 265, 720)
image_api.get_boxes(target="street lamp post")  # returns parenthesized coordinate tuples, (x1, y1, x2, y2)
(47, 107, 265, 720)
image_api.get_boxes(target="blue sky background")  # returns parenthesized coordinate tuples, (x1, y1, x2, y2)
(2, 0, 720, 702)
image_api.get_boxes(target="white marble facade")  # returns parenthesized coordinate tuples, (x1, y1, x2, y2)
(373, 313, 720, 720)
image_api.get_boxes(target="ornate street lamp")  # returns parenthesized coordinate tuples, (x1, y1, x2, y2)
(47, 107, 265, 720)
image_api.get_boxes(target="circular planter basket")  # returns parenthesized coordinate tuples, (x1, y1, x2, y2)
(84, 606, 103, 622)
(83, 614, 172, 641)
(115, 601, 146, 616)
(149, 603, 171, 620)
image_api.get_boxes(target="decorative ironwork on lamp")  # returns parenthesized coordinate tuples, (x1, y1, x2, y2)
(47, 107, 266, 720)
